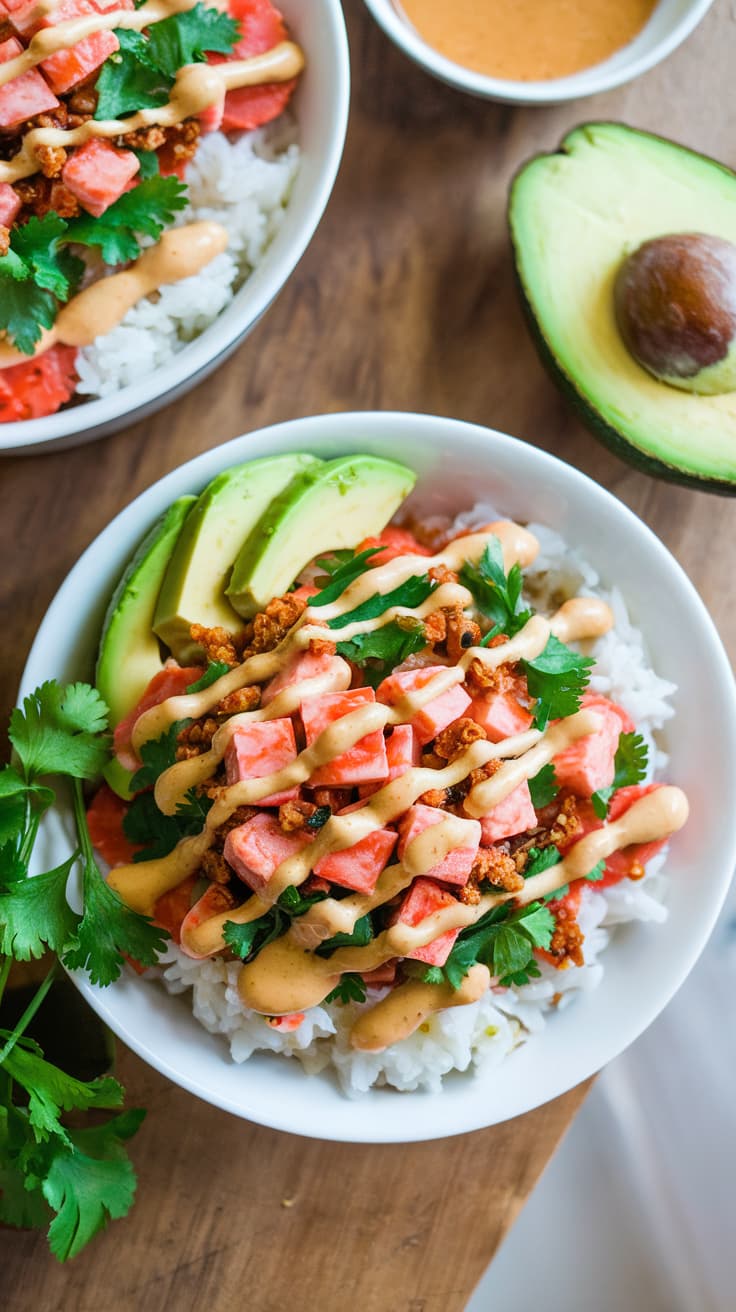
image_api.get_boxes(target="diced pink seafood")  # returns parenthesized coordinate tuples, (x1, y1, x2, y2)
(313, 827, 397, 894)
(469, 691, 533, 743)
(262, 648, 350, 706)
(0, 36, 59, 128)
(553, 697, 625, 796)
(359, 724, 419, 798)
(39, 0, 119, 93)
(393, 876, 460, 966)
(398, 803, 480, 887)
(179, 883, 236, 960)
(223, 812, 313, 894)
(224, 716, 299, 806)
(301, 687, 389, 787)
(478, 780, 537, 844)
(62, 138, 139, 217)
(0, 181, 20, 228)
(376, 665, 471, 745)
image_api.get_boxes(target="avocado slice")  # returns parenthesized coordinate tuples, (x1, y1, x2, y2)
(153, 453, 320, 662)
(96, 495, 196, 799)
(509, 123, 736, 494)
(226, 455, 417, 617)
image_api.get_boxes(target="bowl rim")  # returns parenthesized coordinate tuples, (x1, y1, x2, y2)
(0, 0, 350, 455)
(362, 0, 715, 104)
(18, 410, 736, 1141)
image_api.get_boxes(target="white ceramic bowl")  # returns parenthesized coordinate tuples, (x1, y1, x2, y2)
(0, 0, 349, 456)
(363, 0, 714, 105)
(22, 411, 736, 1142)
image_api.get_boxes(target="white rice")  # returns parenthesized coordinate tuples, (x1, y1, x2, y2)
(74, 118, 300, 399)
(157, 507, 678, 1095)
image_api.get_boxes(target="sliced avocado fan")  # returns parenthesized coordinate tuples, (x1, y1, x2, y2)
(226, 455, 417, 617)
(154, 453, 319, 663)
(509, 122, 736, 493)
(96, 495, 195, 799)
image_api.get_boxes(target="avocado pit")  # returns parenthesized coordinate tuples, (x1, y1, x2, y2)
(614, 233, 736, 395)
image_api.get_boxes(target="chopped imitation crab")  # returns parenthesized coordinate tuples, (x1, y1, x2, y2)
(225, 717, 299, 805)
(566, 783, 668, 887)
(62, 138, 140, 217)
(0, 182, 20, 228)
(207, 0, 298, 133)
(113, 662, 204, 772)
(469, 690, 533, 742)
(479, 780, 537, 844)
(85, 783, 140, 867)
(301, 687, 389, 787)
(0, 345, 79, 423)
(357, 525, 432, 565)
(39, 0, 119, 93)
(262, 648, 350, 706)
(224, 811, 313, 893)
(179, 883, 236, 959)
(313, 827, 397, 894)
(394, 877, 460, 966)
(398, 804, 480, 887)
(359, 723, 419, 797)
(0, 35, 59, 127)
(376, 666, 471, 746)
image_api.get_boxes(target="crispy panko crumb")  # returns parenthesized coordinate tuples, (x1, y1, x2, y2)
(36, 143, 66, 178)
(470, 846, 524, 893)
(428, 563, 459, 586)
(215, 685, 261, 717)
(68, 88, 97, 116)
(190, 624, 243, 667)
(547, 795, 582, 848)
(278, 799, 317, 832)
(121, 124, 167, 151)
(200, 849, 233, 885)
(423, 610, 447, 646)
(213, 806, 257, 847)
(465, 656, 523, 696)
(468, 759, 502, 790)
(175, 717, 219, 759)
(434, 717, 487, 762)
(312, 786, 351, 811)
(547, 909, 585, 969)
(245, 593, 307, 656)
(417, 786, 449, 808)
(308, 634, 336, 657)
(445, 607, 481, 661)
(0, 224, 9, 257)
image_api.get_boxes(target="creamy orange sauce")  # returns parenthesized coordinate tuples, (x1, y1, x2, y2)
(101, 521, 687, 1050)
(396, 0, 658, 82)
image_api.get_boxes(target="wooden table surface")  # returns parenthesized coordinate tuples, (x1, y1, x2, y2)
(2, 2, 735, 1307)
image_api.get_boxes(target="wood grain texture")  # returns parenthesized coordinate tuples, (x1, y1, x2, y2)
(1, 0, 735, 1305)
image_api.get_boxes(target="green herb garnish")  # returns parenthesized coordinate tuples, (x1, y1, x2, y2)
(460, 536, 534, 640)
(521, 635, 595, 732)
(591, 731, 649, 819)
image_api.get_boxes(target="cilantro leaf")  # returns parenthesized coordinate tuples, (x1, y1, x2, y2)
(325, 973, 367, 1005)
(460, 537, 534, 638)
(186, 661, 230, 693)
(0, 765, 53, 847)
(336, 618, 426, 683)
(0, 855, 79, 960)
(42, 1109, 144, 1262)
(146, 3, 239, 75)
(64, 781, 167, 985)
(0, 276, 57, 355)
(12, 215, 84, 301)
(420, 965, 445, 986)
(277, 885, 328, 917)
(132, 148, 160, 181)
(223, 908, 288, 961)
(327, 575, 437, 630)
(586, 859, 605, 882)
(521, 636, 594, 732)
(129, 721, 187, 792)
(316, 914, 373, 956)
(1, 1046, 123, 1145)
(124, 787, 212, 863)
(523, 845, 561, 879)
(66, 176, 187, 267)
(94, 32, 170, 119)
(528, 763, 559, 809)
(439, 901, 554, 990)
(9, 682, 110, 783)
(591, 732, 649, 819)
(310, 547, 384, 607)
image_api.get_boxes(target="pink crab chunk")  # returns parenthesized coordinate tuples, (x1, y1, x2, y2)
(314, 827, 397, 894)
(224, 716, 299, 805)
(552, 701, 623, 796)
(301, 687, 389, 787)
(223, 813, 313, 895)
(359, 724, 419, 798)
(469, 691, 533, 743)
(0, 182, 20, 228)
(39, 0, 119, 93)
(262, 648, 350, 707)
(376, 665, 471, 745)
(479, 780, 537, 844)
(0, 36, 59, 127)
(395, 876, 460, 966)
(398, 803, 480, 887)
(62, 138, 139, 217)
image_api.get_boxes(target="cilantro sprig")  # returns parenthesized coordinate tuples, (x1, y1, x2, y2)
(528, 763, 559, 809)
(460, 536, 534, 641)
(425, 901, 554, 991)
(223, 888, 330, 961)
(591, 732, 649, 819)
(325, 974, 367, 1005)
(521, 635, 595, 732)
(336, 618, 427, 686)
(0, 680, 162, 1260)
(310, 547, 383, 607)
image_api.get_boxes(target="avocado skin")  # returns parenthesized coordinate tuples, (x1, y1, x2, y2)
(509, 122, 736, 497)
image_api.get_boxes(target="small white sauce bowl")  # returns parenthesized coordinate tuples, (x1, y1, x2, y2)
(363, 0, 714, 105)
(21, 411, 736, 1142)
(0, 0, 349, 456)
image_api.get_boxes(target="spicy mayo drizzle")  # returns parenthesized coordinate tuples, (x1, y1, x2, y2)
(101, 521, 686, 1049)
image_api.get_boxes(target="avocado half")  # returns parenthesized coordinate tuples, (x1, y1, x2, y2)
(509, 123, 736, 495)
